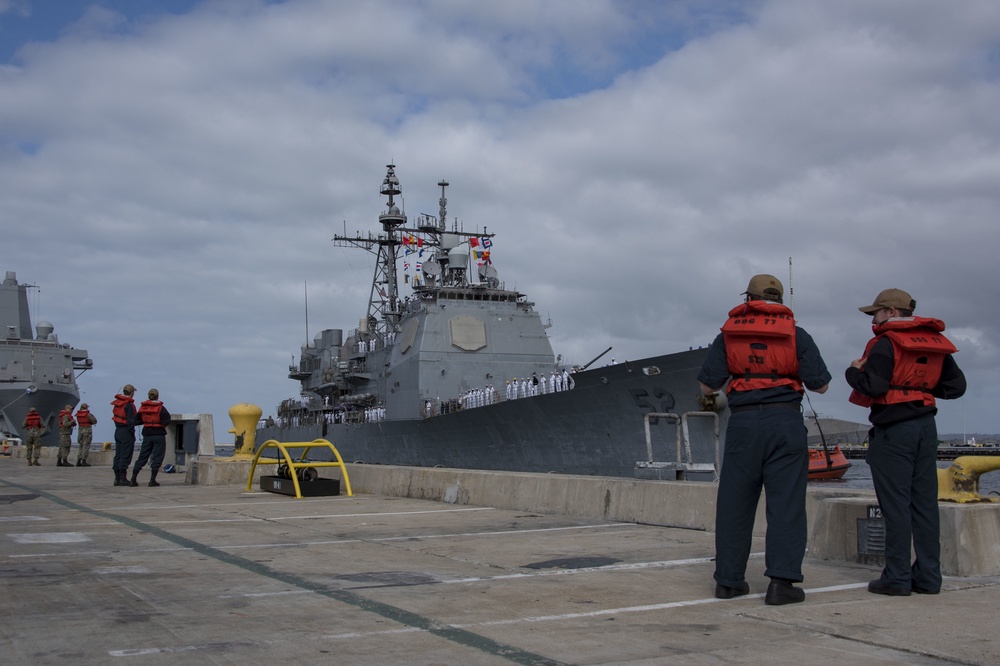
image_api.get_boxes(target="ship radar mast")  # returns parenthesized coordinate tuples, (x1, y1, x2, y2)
(333, 164, 408, 340)
(332, 165, 498, 340)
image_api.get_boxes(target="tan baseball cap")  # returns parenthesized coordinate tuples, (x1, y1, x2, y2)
(122, 384, 135, 394)
(859, 288, 915, 315)
(743, 274, 783, 301)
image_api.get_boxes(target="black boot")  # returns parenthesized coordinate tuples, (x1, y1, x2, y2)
(81, 460, 91, 467)
(148, 468, 160, 487)
(76, 460, 83, 467)
(129, 469, 140, 487)
(113, 469, 123, 486)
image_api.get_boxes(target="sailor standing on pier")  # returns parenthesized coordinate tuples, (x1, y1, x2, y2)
(74, 403, 96, 467)
(130, 389, 171, 487)
(698, 274, 830, 606)
(846, 288, 966, 596)
(111, 384, 138, 486)
(57, 405, 76, 467)
(22, 407, 43, 466)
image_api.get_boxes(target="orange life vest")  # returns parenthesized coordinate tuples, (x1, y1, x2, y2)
(59, 408, 76, 428)
(75, 408, 94, 427)
(849, 317, 957, 408)
(721, 300, 802, 394)
(137, 400, 166, 429)
(111, 394, 135, 425)
(25, 411, 42, 429)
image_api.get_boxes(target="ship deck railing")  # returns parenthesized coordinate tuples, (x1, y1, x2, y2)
(636, 411, 721, 481)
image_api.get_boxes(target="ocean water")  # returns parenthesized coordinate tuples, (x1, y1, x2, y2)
(813, 457, 1000, 498)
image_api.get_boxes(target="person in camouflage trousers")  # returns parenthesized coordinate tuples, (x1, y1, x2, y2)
(74, 403, 97, 467)
(22, 407, 43, 466)
(57, 405, 76, 467)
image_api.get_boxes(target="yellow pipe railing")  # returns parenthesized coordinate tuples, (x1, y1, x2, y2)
(246, 439, 353, 499)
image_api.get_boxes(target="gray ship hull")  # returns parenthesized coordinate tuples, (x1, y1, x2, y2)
(0, 383, 81, 447)
(257, 348, 720, 478)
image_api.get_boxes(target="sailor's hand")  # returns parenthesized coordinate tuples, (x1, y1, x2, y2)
(697, 392, 718, 412)
(850, 357, 866, 370)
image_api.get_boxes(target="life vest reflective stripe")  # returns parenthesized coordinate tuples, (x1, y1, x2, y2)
(849, 317, 957, 408)
(25, 412, 42, 428)
(721, 301, 802, 393)
(75, 409, 93, 426)
(59, 409, 76, 428)
(111, 395, 134, 424)
(137, 400, 165, 428)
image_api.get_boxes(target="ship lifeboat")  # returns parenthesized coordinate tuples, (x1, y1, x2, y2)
(808, 445, 851, 480)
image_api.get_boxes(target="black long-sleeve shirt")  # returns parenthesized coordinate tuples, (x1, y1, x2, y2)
(845, 336, 966, 427)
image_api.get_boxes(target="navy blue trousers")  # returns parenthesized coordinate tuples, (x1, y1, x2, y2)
(133, 434, 166, 472)
(714, 406, 808, 586)
(867, 414, 941, 592)
(113, 426, 136, 472)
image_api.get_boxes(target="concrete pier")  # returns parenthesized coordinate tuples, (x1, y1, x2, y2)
(3, 451, 999, 664)
(187, 455, 1000, 577)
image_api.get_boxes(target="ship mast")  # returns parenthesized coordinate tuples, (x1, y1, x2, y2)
(332, 164, 407, 339)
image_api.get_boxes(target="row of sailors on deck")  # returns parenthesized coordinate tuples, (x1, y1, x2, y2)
(461, 386, 499, 409)
(505, 370, 575, 400)
(358, 331, 397, 354)
(430, 368, 579, 417)
(364, 405, 386, 422)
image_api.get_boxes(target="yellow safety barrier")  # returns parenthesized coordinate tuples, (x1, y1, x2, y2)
(937, 455, 1000, 503)
(246, 439, 353, 499)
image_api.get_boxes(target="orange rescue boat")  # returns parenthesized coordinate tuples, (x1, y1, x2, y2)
(808, 445, 851, 480)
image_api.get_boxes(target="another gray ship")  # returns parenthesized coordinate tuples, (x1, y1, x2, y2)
(0, 271, 93, 446)
(257, 166, 720, 478)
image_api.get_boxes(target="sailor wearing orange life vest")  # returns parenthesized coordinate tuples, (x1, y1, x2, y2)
(22, 407, 44, 466)
(56, 405, 76, 467)
(74, 403, 97, 467)
(846, 288, 966, 597)
(130, 388, 171, 487)
(697, 274, 831, 606)
(111, 384, 138, 486)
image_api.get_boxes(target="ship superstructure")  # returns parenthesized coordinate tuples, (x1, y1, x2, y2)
(284, 165, 559, 423)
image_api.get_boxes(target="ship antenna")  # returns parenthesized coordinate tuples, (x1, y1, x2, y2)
(788, 256, 794, 313)
(304, 281, 309, 346)
(438, 180, 448, 231)
(789, 255, 833, 468)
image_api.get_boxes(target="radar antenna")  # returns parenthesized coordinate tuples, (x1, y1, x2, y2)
(332, 164, 408, 338)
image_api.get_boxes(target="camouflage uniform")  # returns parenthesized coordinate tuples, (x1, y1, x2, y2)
(75, 404, 97, 466)
(22, 411, 43, 466)
(58, 408, 75, 465)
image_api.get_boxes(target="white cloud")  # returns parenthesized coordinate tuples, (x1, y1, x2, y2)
(2, 0, 999, 441)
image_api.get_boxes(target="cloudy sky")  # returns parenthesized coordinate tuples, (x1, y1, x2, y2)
(3, 0, 999, 445)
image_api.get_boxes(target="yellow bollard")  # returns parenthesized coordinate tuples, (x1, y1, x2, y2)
(228, 403, 263, 456)
(937, 455, 1000, 503)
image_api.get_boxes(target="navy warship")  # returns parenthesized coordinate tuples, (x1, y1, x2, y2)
(0, 271, 92, 446)
(257, 166, 720, 478)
